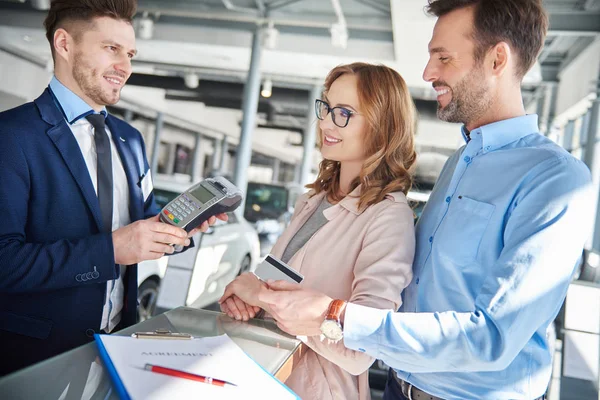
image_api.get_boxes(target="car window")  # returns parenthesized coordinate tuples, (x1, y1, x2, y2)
(244, 183, 289, 222)
(408, 200, 427, 224)
(153, 189, 178, 209)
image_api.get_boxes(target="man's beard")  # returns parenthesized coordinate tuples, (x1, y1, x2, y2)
(72, 52, 122, 106)
(436, 64, 491, 126)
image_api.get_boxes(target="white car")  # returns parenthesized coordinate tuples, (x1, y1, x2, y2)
(137, 178, 261, 321)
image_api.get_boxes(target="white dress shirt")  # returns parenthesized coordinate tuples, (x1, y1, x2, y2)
(69, 118, 131, 332)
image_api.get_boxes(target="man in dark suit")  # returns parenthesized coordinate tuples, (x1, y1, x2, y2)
(0, 0, 223, 376)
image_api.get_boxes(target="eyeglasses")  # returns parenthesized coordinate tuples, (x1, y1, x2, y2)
(315, 99, 357, 128)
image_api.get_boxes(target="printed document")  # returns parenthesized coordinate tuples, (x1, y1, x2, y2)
(96, 334, 298, 399)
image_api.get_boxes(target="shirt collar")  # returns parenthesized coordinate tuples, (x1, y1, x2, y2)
(48, 76, 107, 124)
(462, 114, 539, 153)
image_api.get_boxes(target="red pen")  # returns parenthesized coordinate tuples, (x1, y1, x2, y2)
(144, 364, 237, 387)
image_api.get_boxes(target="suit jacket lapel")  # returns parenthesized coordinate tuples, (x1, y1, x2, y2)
(37, 90, 104, 232)
(106, 118, 143, 222)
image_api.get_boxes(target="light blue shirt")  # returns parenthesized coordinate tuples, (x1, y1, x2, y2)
(48, 76, 107, 123)
(344, 115, 593, 399)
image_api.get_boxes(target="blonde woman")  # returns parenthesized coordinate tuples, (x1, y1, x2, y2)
(219, 62, 417, 400)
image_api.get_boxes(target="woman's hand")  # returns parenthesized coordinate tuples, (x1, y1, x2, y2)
(218, 273, 269, 320)
(220, 294, 261, 321)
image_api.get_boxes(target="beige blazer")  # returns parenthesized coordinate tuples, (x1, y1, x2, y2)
(270, 186, 415, 400)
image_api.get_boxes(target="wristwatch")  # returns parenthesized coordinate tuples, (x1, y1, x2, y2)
(320, 299, 346, 342)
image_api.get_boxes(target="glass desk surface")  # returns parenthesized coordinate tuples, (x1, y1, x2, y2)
(0, 307, 301, 400)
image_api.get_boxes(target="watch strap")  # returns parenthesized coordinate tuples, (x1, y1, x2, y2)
(326, 299, 346, 323)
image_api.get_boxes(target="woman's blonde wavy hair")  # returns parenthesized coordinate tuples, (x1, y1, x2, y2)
(306, 62, 418, 211)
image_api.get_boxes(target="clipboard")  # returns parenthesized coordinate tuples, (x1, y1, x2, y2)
(94, 333, 300, 400)
(130, 329, 193, 340)
(96, 329, 195, 399)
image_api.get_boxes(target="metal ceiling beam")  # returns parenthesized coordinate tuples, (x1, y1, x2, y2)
(548, 12, 600, 35)
(538, 36, 565, 64)
(221, 0, 259, 15)
(254, 0, 266, 14)
(0, 44, 46, 68)
(128, 72, 309, 111)
(353, 0, 390, 15)
(558, 36, 596, 73)
(130, 59, 321, 90)
(267, 0, 304, 11)
(539, 36, 596, 83)
(136, 0, 392, 32)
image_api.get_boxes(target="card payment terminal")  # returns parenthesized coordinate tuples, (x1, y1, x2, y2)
(159, 177, 243, 232)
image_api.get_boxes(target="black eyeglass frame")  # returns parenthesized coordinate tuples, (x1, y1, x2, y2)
(314, 99, 357, 128)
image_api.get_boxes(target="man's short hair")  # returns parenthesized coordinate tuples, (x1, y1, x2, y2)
(426, 0, 548, 79)
(44, 0, 137, 60)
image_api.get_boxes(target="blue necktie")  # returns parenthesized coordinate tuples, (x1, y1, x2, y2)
(86, 114, 113, 233)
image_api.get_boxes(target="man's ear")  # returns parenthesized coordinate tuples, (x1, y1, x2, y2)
(489, 42, 511, 77)
(53, 28, 72, 62)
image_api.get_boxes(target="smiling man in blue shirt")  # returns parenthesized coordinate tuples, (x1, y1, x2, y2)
(243, 0, 595, 399)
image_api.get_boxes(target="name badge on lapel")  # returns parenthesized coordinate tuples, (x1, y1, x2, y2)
(138, 170, 153, 202)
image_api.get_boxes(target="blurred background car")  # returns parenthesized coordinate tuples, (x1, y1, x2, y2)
(136, 177, 260, 321)
(244, 181, 303, 256)
(407, 190, 431, 223)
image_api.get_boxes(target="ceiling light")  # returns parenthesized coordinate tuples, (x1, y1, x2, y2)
(261, 79, 272, 98)
(330, 22, 348, 49)
(137, 12, 154, 40)
(184, 72, 199, 89)
(262, 21, 279, 50)
(30, 0, 50, 10)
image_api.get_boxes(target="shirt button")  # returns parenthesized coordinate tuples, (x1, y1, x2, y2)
(429, 236, 433, 243)
(485, 146, 491, 151)
(445, 196, 451, 203)
(463, 156, 471, 163)
(416, 278, 420, 284)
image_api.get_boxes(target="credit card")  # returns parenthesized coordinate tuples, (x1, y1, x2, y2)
(254, 254, 304, 283)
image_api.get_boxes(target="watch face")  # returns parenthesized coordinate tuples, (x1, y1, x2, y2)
(320, 319, 343, 341)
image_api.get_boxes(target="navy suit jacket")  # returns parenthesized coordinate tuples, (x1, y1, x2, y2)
(0, 89, 160, 375)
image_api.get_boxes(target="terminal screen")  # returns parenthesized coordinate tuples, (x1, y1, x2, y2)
(190, 185, 215, 204)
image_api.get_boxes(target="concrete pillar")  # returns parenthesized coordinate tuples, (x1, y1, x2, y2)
(191, 133, 202, 182)
(563, 120, 576, 151)
(299, 85, 321, 186)
(211, 138, 222, 172)
(233, 25, 264, 195)
(293, 162, 302, 184)
(272, 158, 281, 183)
(218, 137, 229, 172)
(580, 111, 592, 161)
(543, 83, 559, 136)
